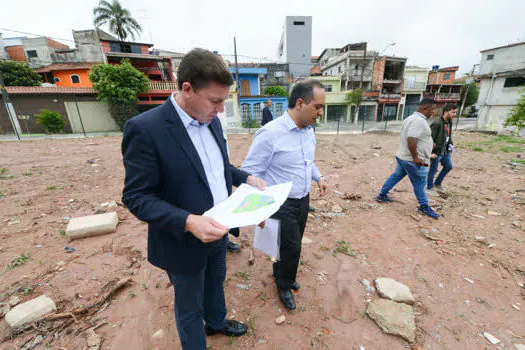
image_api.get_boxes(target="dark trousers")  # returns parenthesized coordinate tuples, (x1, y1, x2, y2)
(167, 242, 227, 350)
(272, 194, 310, 290)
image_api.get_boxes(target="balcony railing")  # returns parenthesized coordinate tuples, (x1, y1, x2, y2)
(380, 93, 401, 99)
(148, 81, 178, 91)
(436, 92, 461, 100)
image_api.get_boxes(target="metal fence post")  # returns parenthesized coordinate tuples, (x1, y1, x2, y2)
(384, 118, 388, 130)
(73, 95, 87, 137)
(337, 116, 340, 135)
(362, 115, 365, 133)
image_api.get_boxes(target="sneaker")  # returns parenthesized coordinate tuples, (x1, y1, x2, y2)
(435, 185, 447, 193)
(375, 194, 393, 203)
(418, 204, 440, 219)
(426, 189, 440, 197)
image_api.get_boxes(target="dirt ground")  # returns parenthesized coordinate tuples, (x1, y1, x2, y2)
(0, 131, 524, 350)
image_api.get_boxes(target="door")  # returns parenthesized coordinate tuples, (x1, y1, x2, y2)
(241, 80, 251, 96)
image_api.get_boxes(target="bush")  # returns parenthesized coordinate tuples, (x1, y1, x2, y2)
(264, 86, 288, 97)
(242, 118, 260, 129)
(0, 60, 42, 86)
(504, 89, 525, 134)
(36, 109, 66, 133)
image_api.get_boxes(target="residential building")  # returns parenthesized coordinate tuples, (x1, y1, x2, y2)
(373, 55, 407, 121)
(2, 36, 71, 68)
(318, 76, 350, 123)
(476, 41, 525, 132)
(428, 65, 459, 84)
(400, 66, 429, 118)
(228, 66, 288, 126)
(424, 64, 462, 115)
(36, 62, 98, 88)
(155, 49, 185, 79)
(276, 16, 312, 80)
(319, 43, 377, 91)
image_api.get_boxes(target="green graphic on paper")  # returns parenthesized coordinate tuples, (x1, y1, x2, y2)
(232, 194, 275, 214)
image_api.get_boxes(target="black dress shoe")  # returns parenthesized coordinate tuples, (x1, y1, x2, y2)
(205, 319, 248, 337)
(278, 288, 296, 310)
(226, 241, 241, 252)
(291, 281, 300, 291)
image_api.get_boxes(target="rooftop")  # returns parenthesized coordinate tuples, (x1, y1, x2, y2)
(480, 41, 525, 53)
(5, 86, 97, 95)
(35, 62, 99, 73)
(105, 52, 169, 61)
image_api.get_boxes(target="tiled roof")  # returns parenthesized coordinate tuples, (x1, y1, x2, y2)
(105, 52, 167, 61)
(35, 62, 99, 73)
(5, 86, 97, 95)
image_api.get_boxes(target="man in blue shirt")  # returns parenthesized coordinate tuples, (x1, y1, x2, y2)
(242, 79, 328, 310)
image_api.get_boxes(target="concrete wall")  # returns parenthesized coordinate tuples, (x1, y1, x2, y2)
(53, 69, 93, 88)
(72, 30, 105, 63)
(259, 63, 291, 93)
(0, 34, 7, 59)
(284, 16, 312, 79)
(477, 76, 522, 131)
(403, 68, 429, 92)
(318, 77, 342, 93)
(22, 37, 54, 67)
(64, 101, 118, 133)
(479, 43, 525, 75)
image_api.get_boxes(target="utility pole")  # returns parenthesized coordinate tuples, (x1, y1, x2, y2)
(0, 75, 21, 140)
(233, 37, 240, 97)
(457, 64, 478, 130)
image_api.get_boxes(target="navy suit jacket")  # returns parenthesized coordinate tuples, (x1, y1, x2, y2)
(122, 100, 249, 275)
(261, 106, 273, 126)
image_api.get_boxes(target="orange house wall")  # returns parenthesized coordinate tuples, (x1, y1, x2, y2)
(53, 69, 93, 87)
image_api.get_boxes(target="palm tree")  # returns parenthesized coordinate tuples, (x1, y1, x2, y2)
(93, 0, 142, 41)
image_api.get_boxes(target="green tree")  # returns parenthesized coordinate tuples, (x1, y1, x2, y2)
(89, 60, 149, 130)
(36, 109, 66, 133)
(264, 86, 288, 97)
(93, 0, 142, 41)
(346, 88, 364, 123)
(0, 60, 42, 86)
(504, 88, 525, 134)
(459, 83, 480, 107)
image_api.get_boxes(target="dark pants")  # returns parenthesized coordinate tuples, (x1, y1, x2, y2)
(167, 242, 227, 350)
(427, 153, 453, 189)
(272, 194, 310, 290)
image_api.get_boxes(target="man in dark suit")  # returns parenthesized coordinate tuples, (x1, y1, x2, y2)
(122, 48, 265, 350)
(261, 99, 274, 125)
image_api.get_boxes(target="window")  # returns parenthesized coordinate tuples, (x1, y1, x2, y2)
(443, 73, 451, 80)
(338, 66, 342, 73)
(324, 85, 333, 92)
(120, 44, 132, 53)
(26, 50, 38, 59)
(131, 44, 142, 54)
(71, 75, 80, 84)
(274, 71, 285, 78)
(355, 64, 359, 70)
(504, 76, 525, 88)
(487, 54, 494, 60)
(293, 21, 305, 25)
(54, 77, 61, 83)
(275, 103, 283, 116)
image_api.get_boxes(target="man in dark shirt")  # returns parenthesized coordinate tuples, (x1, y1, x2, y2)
(261, 99, 274, 126)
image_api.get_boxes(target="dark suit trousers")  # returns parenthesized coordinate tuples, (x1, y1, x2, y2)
(272, 194, 310, 290)
(167, 241, 227, 350)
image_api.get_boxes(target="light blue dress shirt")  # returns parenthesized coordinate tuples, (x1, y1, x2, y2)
(170, 94, 228, 206)
(241, 112, 321, 199)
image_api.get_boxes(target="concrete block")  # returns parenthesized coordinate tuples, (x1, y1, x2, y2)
(5, 295, 56, 329)
(66, 212, 118, 240)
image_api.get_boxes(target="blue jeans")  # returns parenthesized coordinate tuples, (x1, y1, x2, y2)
(380, 157, 429, 206)
(427, 153, 453, 189)
(167, 243, 227, 350)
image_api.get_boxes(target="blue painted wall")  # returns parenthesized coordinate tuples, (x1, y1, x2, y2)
(229, 67, 267, 96)
(239, 96, 289, 122)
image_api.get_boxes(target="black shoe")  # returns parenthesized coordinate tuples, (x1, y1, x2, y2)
(226, 241, 241, 252)
(278, 288, 296, 310)
(205, 319, 248, 337)
(291, 281, 300, 291)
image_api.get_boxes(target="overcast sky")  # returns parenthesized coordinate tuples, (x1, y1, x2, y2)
(1, 0, 523, 75)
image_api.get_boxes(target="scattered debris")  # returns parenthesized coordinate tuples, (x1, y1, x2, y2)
(464, 278, 474, 284)
(21, 335, 43, 350)
(362, 279, 376, 294)
(275, 315, 286, 325)
(236, 284, 250, 290)
(488, 243, 496, 248)
(475, 235, 486, 243)
(302, 236, 313, 244)
(66, 212, 119, 240)
(86, 329, 101, 350)
(64, 246, 76, 253)
(471, 214, 485, 219)
(5, 295, 57, 329)
(482, 331, 500, 345)
(8, 296, 20, 307)
(152, 329, 164, 339)
(332, 205, 343, 213)
(316, 272, 328, 284)
(410, 214, 422, 222)
(488, 211, 502, 216)
(513, 221, 522, 228)
(367, 299, 416, 343)
(375, 278, 415, 305)
(512, 304, 521, 311)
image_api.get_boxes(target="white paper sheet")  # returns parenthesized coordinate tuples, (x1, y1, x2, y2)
(203, 182, 292, 229)
(253, 218, 280, 260)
